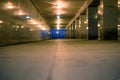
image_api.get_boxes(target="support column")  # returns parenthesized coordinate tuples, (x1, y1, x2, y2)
(71, 22, 76, 39)
(67, 27, 69, 39)
(75, 18, 80, 39)
(101, 0, 118, 40)
(66, 28, 69, 39)
(68, 27, 71, 39)
(88, 7, 98, 40)
(73, 22, 76, 39)
(70, 25, 72, 39)
(80, 15, 88, 39)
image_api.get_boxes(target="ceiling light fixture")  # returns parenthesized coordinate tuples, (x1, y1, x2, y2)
(56, 2, 62, 8)
(43, 28, 46, 31)
(56, 31, 59, 34)
(25, 16, 31, 19)
(57, 19, 60, 23)
(57, 12, 61, 15)
(14, 10, 25, 16)
(7, 5, 14, 9)
(18, 10, 25, 15)
(57, 15, 60, 19)
(0, 20, 3, 23)
(21, 26, 24, 28)
(5, 2, 15, 9)
(57, 27, 60, 30)
(28, 19, 37, 25)
(56, 4, 62, 8)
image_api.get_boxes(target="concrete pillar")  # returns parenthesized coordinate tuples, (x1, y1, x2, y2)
(67, 27, 71, 39)
(67, 27, 69, 39)
(71, 23, 75, 39)
(72, 22, 76, 39)
(88, 7, 98, 40)
(70, 25, 72, 39)
(65, 28, 68, 39)
(80, 15, 88, 39)
(101, 0, 118, 40)
(75, 18, 80, 39)
(67, 28, 69, 39)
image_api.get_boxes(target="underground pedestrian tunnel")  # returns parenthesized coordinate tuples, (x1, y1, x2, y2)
(0, 0, 120, 45)
(0, 0, 120, 80)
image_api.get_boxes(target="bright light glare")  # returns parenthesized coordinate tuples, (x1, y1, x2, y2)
(15, 10, 25, 15)
(98, 24, 100, 27)
(25, 16, 31, 19)
(56, 2, 62, 8)
(28, 19, 38, 25)
(5, 2, 14, 9)
(43, 28, 46, 30)
(7, 5, 14, 9)
(57, 15, 60, 19)
(57, 27, 60, 30)
(86, 27, 88, 30)
(118, 1, 120, 4)
(33, 22, 37, 25)
(0, 20, 3, 23)
(57, 20, 60, 23)
(84, 20, 88, 24)
(16, 25, 19, 28)
(118, 24, 120, 27)
(57, 12, 61, 15)
(118, 27, 120, 30)
(56, 31, 59, 34)
(18, 11, 24, 15)
(19, 12, 24, 15)
(56, 5, 62, 8)
(21, 26, 24, 28)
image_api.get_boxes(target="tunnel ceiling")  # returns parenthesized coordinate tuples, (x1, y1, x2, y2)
(31, 0, 93, 29)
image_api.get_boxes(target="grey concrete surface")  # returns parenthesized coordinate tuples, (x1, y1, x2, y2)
(0, 39, 120, 80)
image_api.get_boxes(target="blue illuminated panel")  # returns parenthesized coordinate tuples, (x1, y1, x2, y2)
(50, 28, 65, 39)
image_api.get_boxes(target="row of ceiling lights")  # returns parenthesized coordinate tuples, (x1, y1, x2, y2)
(0, 1, 46, 30)
(4, 2, 28, 17)
(56, 2, 62, 30)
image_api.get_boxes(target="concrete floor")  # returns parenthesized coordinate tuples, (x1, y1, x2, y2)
(0, 39, 120, 80)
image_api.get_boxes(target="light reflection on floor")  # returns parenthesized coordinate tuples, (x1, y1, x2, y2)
(0, 40, 120, 80)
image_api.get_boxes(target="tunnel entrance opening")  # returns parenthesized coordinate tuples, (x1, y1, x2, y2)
(50, 28, 66, 39)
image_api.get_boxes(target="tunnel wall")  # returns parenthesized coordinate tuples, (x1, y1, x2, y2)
(0, 23, 50, 46)
(0, 0, 50, 46)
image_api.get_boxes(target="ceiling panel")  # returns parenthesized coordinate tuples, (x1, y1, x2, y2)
(32, 0, 87, 29)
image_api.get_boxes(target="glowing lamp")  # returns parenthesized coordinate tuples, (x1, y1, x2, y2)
(4, 2, 15, 9)
(7, 5, 14, 9)
(56, 2, 62, 8)
(21, 26, 24, 28)
(18, 11, 24, 15)
(0, 20, 3, 23)
(118, 24, 120, 27)
(57, 16, 60, 19)
(25, 16, 31, 19)
(57, 27, 60, 30)
(57, 12, 61, 15)
(56, 5, 62, 8)
(43, 28, 46, 31)
(56, 31, 59, 34)
(15, 10, 25, 16)
(86, 27, 88, 30)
